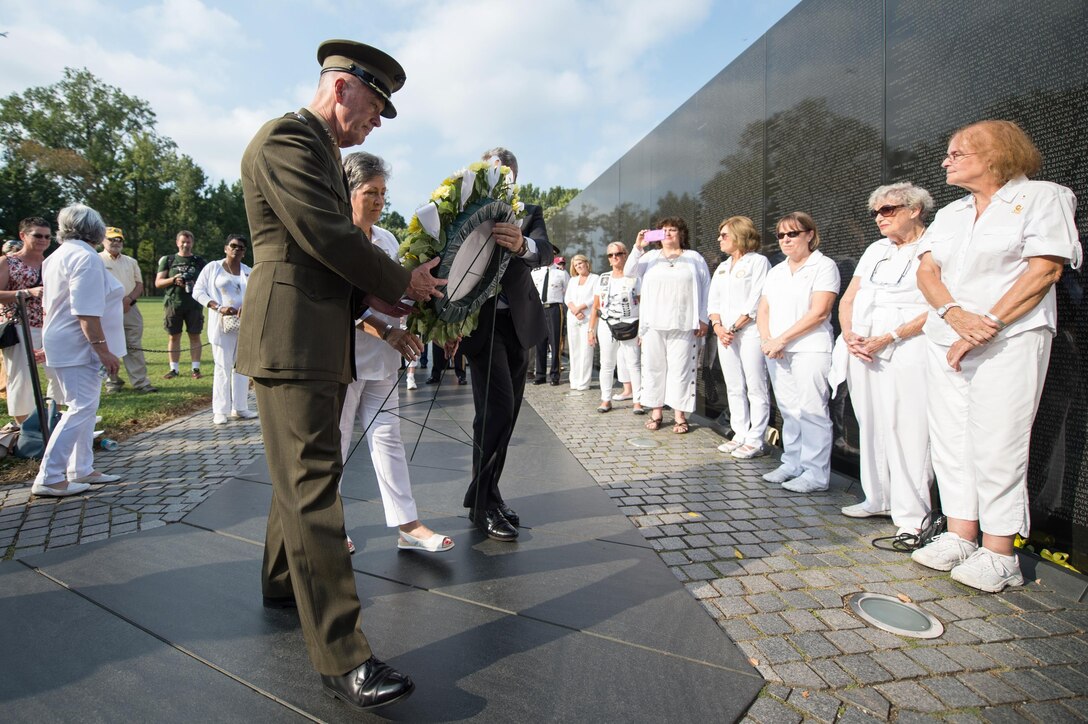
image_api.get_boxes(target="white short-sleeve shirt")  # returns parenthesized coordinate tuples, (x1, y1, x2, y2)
(919, 176, 1080, 346)
(564, 273, 599, 320)
(762, 249, 840, 353)
(353, 226, 407, 379)
(42, 239, 126, 367)
(708, 252, 771, 322)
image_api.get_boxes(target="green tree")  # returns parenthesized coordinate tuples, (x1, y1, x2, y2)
(518, 183, 580, 223)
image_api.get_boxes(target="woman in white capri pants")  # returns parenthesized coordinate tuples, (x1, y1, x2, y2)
(193, 234, 255, 425)
(564, 254, 598, 391)
(912, 120, 1080, 592)
(838, 183, 934, 535)
(708, 215, 770, 459)
(588, 242, 643, 414)
(758, 212, 840, 492)
(338, 152, 453, 554)
(625, 217, 710, 434)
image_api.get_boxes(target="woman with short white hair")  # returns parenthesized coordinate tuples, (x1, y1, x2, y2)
(32, 204, 124, 497)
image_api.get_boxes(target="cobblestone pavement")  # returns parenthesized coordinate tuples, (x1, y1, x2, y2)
(4, 380, 1087, 722)
(0, 392, 263, 560)
(523, 383, 1088, 723)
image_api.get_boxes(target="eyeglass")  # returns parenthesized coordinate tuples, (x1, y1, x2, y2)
(607, 252, 626, 257)
(869, 251, 913, 288)
(944, 151, 976, 163)
(227, 244, 246, 250)
(869, 204, 903, 219)
(28, 233, 50, 240)
(776, 230, 806, 240)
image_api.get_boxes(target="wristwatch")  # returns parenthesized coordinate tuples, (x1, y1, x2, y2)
(936, 302, 961, 319)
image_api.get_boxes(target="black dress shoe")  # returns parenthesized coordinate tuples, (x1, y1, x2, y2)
(425, 377, 440, 385)
(532, 378, 546, 385)
(457, 375, 467, 385)
(498, 504, 520, 527)
(548, 380, 560, 386)
(262, 595, 297, 609)
(473, 508, 518, 541)
(321, 656, 415, 712)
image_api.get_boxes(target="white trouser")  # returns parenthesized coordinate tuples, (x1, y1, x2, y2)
(640, 328, 698, 413)
(338, 372, 418, 527)
(566, 313, 593, 390)
(3, 325, 57, 418)
(767, 351, 832, 486)
(597, 319, 641, 402)
(717, 325, 769, 447)
(926, 330, 1050, 538)
(211, 333, 251, 416)
(34, 363, 99, 484)
(847, 336, 932, 529)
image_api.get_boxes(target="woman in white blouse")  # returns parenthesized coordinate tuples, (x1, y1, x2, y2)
(625, 217, 710, 434)
(32, 205, 124, 497)
(758, 212, 840, 492)
(708, 216, 770, 459)
(912, 120, 1080, 592)
(193, 234, 254, 425)
(588, 242, 643, 414)
(338, 152, 452, 554)
(564, 254, 598, 391)
(837, 183, 934, 535)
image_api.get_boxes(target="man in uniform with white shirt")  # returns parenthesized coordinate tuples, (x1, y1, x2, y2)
(531, 255, 568, 385)
(99, 227, 157, 394)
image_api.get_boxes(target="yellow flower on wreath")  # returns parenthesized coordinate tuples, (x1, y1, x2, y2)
(430, 184, 452, 201)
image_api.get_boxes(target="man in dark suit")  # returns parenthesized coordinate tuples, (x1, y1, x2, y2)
(238, 39, 444, 712)
(459, 147, 553, 541)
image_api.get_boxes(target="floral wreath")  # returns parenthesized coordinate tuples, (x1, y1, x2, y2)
(398, 159, 523, 344)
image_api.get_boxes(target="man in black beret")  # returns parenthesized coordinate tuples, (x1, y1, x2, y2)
(238, 39, 445, 712)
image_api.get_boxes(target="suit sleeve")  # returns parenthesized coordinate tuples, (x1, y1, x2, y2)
(520, 204, 552, 270)
(251, 122, 410, 302)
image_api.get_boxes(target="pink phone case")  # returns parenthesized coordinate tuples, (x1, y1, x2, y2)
(644, 229, 665, 242)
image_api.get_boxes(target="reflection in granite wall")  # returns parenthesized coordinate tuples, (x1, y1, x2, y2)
(551, 0, 1088, 565)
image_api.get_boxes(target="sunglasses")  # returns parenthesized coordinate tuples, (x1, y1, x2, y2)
(776, 230, 806, 240)
(227, 244, 246, 250)
(869, 204, 903, 219)
(607, 252, 626, 258)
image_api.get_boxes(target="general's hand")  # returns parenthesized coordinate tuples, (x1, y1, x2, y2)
(947, 338, 976, 371)
(492, 222, 525, 253)
(363, 294, 414, 317)
(406, 256, 447, 302)
(695, 321, 709, 339)
(386, 328, 422, 361)
(944, 308, 998, 345)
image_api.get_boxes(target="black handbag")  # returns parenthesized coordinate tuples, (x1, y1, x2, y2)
(0, 318, 18, 348)
(605, 318, 639, 341)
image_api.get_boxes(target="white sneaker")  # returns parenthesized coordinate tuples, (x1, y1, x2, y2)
(841, 503, 891, 518)
(68, 472, 121, 485)
(911, 532, 977, 571)
(406, 375, 417, 390)
(762, 464, 801, 484)
(782, 475, 828, 493)
(31, 481, 91, 497)
(231, 410, 258, 420)
(717, 439, 743, 453)
(732, 444, 767, 459)
(951, 547, 1024, 592)
(213, 414, 228, 425)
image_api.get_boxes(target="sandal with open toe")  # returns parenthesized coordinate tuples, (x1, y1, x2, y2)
(398, 530, 455, 552)
(672, 420, 690, 434)
(644, 416, 663, 431)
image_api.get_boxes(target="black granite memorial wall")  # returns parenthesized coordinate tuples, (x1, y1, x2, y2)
(551, 0, 1088, 568)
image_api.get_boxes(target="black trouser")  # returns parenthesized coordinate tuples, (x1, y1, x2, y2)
(534, 303, 563, 382)
(462, 311, 529, 512)
(429, 342, 464, 379)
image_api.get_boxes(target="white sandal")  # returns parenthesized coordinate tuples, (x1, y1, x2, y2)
(398, 530, 455, 552)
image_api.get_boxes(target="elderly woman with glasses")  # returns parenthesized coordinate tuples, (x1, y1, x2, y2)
(708, 216, 771, 459)
(757, 212, 840, 492)
(588, 242, 643, 413)
(31, 205, 124, 497)
(837, 183, 935, 534)
(910, 120, 1080, 592)
(193, 234, 255, 424)
(337, 151, 452, 554)
(626, 217, 710, 434)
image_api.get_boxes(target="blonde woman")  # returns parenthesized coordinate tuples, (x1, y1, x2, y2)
(708, 216, 770, 459)
(564, 254, 598, 391)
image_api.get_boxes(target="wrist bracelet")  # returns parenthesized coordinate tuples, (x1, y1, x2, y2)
(381, 323, 394, 340)
(711, 321, 721, 328)
(727, 324, 737, 334)
(88, 339, 107, 345)
(890, 329, 902, 343)
(984, 312, 1007, 329)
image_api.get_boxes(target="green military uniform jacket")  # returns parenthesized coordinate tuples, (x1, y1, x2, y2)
(237, 107, 410, 383)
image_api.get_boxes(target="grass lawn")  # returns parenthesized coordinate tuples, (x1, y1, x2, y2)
(1, 298, 217, 481)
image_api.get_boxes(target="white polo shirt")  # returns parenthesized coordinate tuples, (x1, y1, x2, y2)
(919, 176, 1080, 346)
(708, 252, 771, 321)
(762, 249, 840, 353)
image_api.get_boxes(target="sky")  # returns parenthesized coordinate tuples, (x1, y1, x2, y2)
(0, 0, 802, 218)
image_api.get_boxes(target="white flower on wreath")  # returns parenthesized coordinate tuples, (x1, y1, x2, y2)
(415, 202, 440, 240)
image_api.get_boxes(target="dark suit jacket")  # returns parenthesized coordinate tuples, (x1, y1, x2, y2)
(461, 203, 553, 353)
(237, 108, 410, 383)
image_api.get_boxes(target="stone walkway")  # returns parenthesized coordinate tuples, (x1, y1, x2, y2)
(3, 377, 1087, 722)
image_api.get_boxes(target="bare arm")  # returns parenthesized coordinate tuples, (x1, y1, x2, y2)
(78, 315, 120, 376)
(761, 291, 836, 358)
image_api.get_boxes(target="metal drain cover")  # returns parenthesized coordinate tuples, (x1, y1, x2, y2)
(847, 593, 943, 638)
(627, 437, 660, 449)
